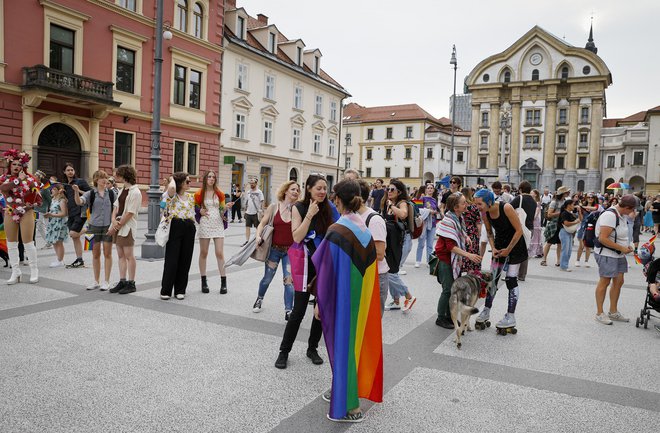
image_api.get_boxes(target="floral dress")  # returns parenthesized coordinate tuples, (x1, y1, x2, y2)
(461, 202, 482, 274)
(45, 199, 68, 243)
(197, 195, 225, 239)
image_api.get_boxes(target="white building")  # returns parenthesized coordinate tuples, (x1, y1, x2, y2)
(645, 106, 660, 195)
(601, 112, 649, 193)
(219, 2, 350, 202)
(423, 122, 470, 182)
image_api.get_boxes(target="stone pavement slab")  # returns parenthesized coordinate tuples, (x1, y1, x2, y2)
(0, 283, 74, 311)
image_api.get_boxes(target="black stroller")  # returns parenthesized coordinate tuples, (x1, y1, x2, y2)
(636, 255, 660, 329)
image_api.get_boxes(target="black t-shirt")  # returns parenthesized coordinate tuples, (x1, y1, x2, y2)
(559, 210, 577, 226)
(652, 202, 660, 223)
(64, 177, 91, 218)
(370, 188, 385, 211)
(441, 190, 452, 205)
(510, 194, 536, 231)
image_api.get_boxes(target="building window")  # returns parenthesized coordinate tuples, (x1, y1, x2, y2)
(578, 156, 587, 169)
(234, 113, 246, 139)
(479, 156, 487, 169)
(345, 156, 351, 168)
(237, 16, 245, 39)
(264, 74, 275, 100)
(173, 140, 198, 175)
(556, 155, 565, 170)
(441, 149, 444, 160)
(606, 155, 615, 168)
(296, 46, 302, 65)
(480, 135, 488, 149)
(620, 154, 625, 167)
(385, 148, 392, 160)
(294, 86, 303, 109)
(366, 148, 373, 160)
(176, 0, 188, 32)
(504, 70, 511, 83)
(481, 112, 489, 127)
(174, 140, 185, 172)
(404, 167, 411, 178)
(525, 109, 541, 126)
(50, 24, 75, 74)
(531, 69, 539, 80)
(524, 135, 540, 149)
(237, 63, 248, 90)
(367, 128, 373, 140)
(292, 128, 301, 150)
(174, 65, 186, 105)
(268, 32, 276, 53)
(426, 147, 433, 159)
(313, 134, 322, 154)
(557, 134, 566, 149)
(386, 127, 393, 139)
(189, 69, 201, 109)
(313, 56, 319, 74)
(404, 147, 412, 159)
(583, 65, 591, 75)
(119, 0, 136, 12)
(366, 167, 371, 178)
(579, 133, 588, 148)
(193, 3, 203, 38)
(187, 143, 198, 175)
(330, 101, 337, 122)
(633, 151, 644, 166)
(115, 131, 133, 166)
(457, 151, 464, 162)
(558, 108, 567, 125)
(116, 46, 135, 93)
(561, 66, 569, 79)
(315, 95, 323, 116)
(328, 137, 336, 157)
(580, 107, 590, 124)
(385, 167, 391, 178)
(263, 120, 273, 144)
(405, 126, 413, 139)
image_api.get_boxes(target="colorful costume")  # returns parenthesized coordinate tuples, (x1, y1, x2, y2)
(313, 213, 383, 420)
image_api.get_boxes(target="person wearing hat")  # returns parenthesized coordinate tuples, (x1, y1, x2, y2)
(33, 170, 53, 249)
(541, 186, 569, 266)
(593, 194, 636, 325)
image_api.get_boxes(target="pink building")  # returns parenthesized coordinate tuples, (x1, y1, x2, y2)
(0, 0, 224, 200)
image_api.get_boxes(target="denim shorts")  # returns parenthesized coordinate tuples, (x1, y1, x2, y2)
(595, 254, 628, 278)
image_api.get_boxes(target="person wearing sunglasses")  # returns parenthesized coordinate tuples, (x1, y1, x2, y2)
(441, 176, 462, 217)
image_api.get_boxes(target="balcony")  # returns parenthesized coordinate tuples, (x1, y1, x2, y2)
(22, 65, 120, 106)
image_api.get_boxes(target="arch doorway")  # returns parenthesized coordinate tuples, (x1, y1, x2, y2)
(629, 175, 645, 192)
(603, 177, 615, 193)
(555, 179, 562, 190)
(37, 123, 82, 181)
(289, 167, 298, 182)
(423, 172, 434, 183)
(577, 180, 585, 192)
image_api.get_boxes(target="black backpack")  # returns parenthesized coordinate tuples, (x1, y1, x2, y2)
(593, 208, 620, 254)
(86, 189, 116, 217)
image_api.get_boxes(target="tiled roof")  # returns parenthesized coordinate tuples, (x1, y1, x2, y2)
(343, 103, 441, 124)
(602, 118, 620, 127)
(620, 110, 647, 123)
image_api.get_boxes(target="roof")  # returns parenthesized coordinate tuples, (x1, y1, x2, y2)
(619, 110, 647, 124)
(602, 118, 620, 128)
(226, 5, 348, 96)
(343, 103, 442, 124)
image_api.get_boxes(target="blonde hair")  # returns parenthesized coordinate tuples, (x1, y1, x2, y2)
(92, 170, 108, 187)
(277, 180, 299, 201)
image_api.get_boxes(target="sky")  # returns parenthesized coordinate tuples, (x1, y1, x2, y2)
(239, 0, 659, 120)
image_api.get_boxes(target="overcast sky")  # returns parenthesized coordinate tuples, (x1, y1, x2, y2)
(241, 0, 658, 120)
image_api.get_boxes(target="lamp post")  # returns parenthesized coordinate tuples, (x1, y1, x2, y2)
(499, 110, 511, 184)
(344, 133, 351, 170)
(141, 0, 170, 259)
(449, 45, 457, 178)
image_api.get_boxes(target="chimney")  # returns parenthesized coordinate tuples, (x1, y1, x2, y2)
(257, 14, 268, 25)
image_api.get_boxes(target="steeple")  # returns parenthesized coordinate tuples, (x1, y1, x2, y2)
(585, 20, 598, 54)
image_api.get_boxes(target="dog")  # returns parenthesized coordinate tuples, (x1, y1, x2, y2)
(449, 271, 493, 349)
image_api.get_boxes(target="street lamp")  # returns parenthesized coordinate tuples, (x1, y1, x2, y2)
(499, 110, 511, 184)
(449, 45, 457, 178)
(344, 133, 351, 170)
(141, 0, 167, 259)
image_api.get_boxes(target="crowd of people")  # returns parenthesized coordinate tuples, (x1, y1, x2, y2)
(2, 146, 658, 423)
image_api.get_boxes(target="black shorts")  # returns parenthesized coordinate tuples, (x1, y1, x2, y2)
(245, 213, 260, 228)
(87, 224, 113, 243)
(67, 215, 87, 233)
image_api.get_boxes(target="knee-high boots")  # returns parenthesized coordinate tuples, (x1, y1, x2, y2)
(24, 241, 39, 283)
(6, 241, 21, 285)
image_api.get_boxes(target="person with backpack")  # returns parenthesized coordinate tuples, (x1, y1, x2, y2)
(575, 194, 601, 267)
(593, 194, 636, 325)
(73, 170, 115, 290)
(414, 183, 439, 268)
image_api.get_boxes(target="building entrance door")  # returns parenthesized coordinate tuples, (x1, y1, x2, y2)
(36, 123, 82, 181)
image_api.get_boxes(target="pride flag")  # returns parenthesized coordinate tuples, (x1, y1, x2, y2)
(83, 233, 94, 251)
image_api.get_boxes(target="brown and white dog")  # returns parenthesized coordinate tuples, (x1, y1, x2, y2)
(449, 272, 493, 349)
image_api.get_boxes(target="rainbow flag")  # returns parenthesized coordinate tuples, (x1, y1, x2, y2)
(313, 214, 383, 420)
(412, 198, 424, 209)
(83, 233, 94, 251)
(40, 181, 51, 190)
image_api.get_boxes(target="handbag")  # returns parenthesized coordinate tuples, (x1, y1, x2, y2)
(251, 203, 276, 262)
(563, 221, 579, 234)
(515, 197, 532, 248)
(428, 251, 441, 277)
(155, 196, 173, 247)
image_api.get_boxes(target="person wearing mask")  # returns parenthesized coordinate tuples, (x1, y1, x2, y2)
(367, 178, 385, 211)
(252, 181, 300, 319)
(313, 179, 383, 423)
(61, 162, 90, 268)
(558, 200, 581, 272)
(275, 174, 339, 369)
(415, 183, 439, 267)
(510, 181, 536, 281)
(242, 178, 264, 246)
(541, 186, 569, 266)
(593, 195, 637, 324)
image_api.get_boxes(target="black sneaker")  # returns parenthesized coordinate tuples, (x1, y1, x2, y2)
(306, 349, 324, 365)
(275, 352, 288, 369)
(66, 258, 84, 268)
(435, 317, 455, 329)
(252, 297, 263, 313)
(118, 281, 136, 295)
(109, 280, 127, 293)
(285, 310, 291, 321)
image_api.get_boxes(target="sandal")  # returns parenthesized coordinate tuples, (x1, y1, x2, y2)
(540, 261, 547, 266)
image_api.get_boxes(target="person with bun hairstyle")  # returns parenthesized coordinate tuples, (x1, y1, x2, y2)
(0, 149, 42, 284)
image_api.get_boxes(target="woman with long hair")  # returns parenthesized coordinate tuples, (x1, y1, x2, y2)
(61, 162, 91, 268)
(541, 186, 569, 266)
(460, 186, 482, 275)
(575, 193, 600, 267)
(0, 149, 42, 284)
(275, 174, 339, 369)
(194, 170, 232, 294)
(252, 181, 300, 319)
(558, 199, 581, 271)
(44, 184, 68, 268)
(528, 190, 544, 258)
(414, 183, 439, 267)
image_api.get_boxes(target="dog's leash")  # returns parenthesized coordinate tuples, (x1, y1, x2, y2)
(488, 256, 510, 297)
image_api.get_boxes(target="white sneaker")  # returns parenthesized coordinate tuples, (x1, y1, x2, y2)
(86, 281, 100, 290)
(595, 313, 613, 325)
(384, 300, 401, 311)
(414, 262, 421, 268)
(49, 260, 64, 268)
(398, 269, 407, 275)
(575, 262, 581, 267)
(99, 281, 110, 291)
(176, 294, 185, 300)
(607, 311, 630, 322)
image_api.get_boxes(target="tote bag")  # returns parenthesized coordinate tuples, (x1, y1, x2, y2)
(516, 198, 532, 248)
(251, 204, 276, 262)
(155, 196, 173, 247)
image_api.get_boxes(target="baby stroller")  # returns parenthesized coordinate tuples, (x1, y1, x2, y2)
(635, 240, 660, 329)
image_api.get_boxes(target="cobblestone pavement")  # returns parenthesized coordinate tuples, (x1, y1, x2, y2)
(1, 216, 659, 432)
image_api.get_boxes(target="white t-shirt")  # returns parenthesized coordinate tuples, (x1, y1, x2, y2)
(595, 207, 630, 258)
(244, 189, 264, 215)
(541, 193, 553, 205)
(359, 208, 389, 274)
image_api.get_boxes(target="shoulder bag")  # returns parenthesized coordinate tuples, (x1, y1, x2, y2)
(155, 195, 174, 247)
(251, 203, 277, 262)
(515, 198, 532, 248)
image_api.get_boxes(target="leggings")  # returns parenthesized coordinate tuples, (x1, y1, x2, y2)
(485, 259, 521, 314)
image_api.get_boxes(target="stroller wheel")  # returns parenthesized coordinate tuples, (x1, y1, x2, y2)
(644, 317, 648, 329)
(635, 317, 640, 328)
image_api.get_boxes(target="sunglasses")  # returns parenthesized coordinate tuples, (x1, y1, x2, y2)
(387, 187, 398, 192)
(450, 180, 459, 184)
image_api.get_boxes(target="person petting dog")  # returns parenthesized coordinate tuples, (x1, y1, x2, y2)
(435, 193, 482, 329)
(474, 189, 527, 333)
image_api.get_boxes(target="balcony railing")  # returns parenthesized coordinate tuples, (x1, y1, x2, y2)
(22, 65, 119, 106)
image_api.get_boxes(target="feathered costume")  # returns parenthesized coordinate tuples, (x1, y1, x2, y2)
(0, 149, 42, 223)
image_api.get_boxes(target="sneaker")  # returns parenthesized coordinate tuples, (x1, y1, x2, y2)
(560, 268, 572, 272)
(253, 297, 263, 313)
(160, 295, 171, 300)
(49, 260, 64, 268)
(99, 281, 110, 291)
(384, 300, 401, 311)
(398, 269, 407, 275)
(40, 243, 53, 250)
(575, 262, 581, 267)
(327, 411, 364, 423)
(275, 352, 288, 369)
(402, 296, 417, 312)
(118, 281, 136, 295)
(414, 262, 421, 268)
(86, 281, 100, 291)
(67, 258, 84, 268)
(109, 280, 127, 294)
(285, 310, 291, 321)
(607, 311, 630, 322)
(175, 294, 185, 300)
(306, 349, 324, 365)
(322, 389, 332, 403)
(435, 317, 454, 329)
(595, 313, 613, 325)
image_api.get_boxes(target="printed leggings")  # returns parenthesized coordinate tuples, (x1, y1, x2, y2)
(484, 259, 520, 314)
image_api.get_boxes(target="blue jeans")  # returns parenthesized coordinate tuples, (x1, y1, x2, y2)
(257, 247, 294, 311)
(415, 220, 436, 263)
(400, 232, 412, 266)
(558, 228, 573, 270)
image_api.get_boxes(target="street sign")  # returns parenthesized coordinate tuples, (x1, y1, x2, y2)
(223, 156, 236, 164)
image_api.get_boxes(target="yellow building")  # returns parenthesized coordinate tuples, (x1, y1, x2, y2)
(465, 26, 612, 192)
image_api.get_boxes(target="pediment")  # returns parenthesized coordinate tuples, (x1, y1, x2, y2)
(231, 96, 253, 111)
(261, 104, 279, 117)
(290, 113, 306, 125)
(327, 125, 339, 135)
(312, 120, 326, 130)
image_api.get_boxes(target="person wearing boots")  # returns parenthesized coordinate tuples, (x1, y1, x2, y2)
(0, 149, 42, 284)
